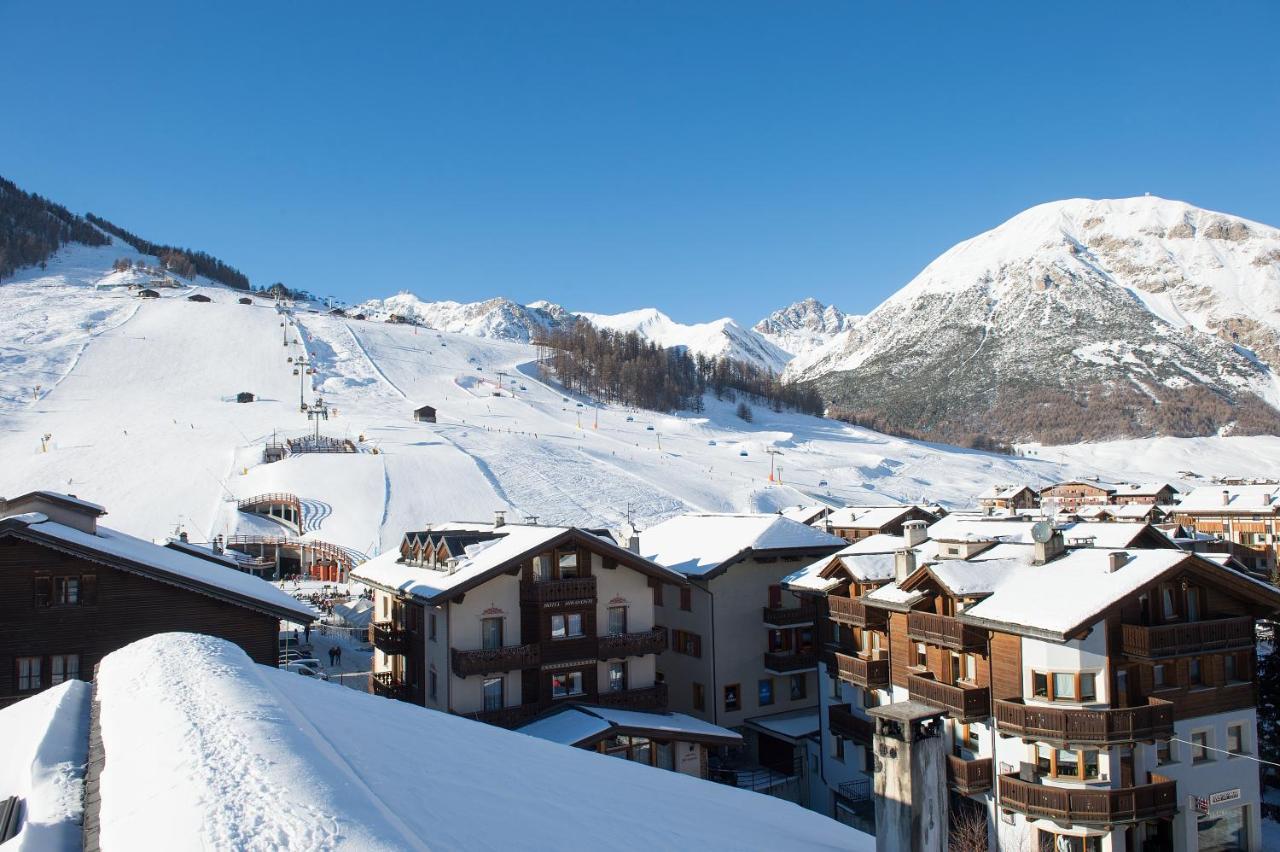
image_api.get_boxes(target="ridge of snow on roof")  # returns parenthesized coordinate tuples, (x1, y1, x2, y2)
(825, 505, 915, 529)
(518, 705, 740, 746)
(962, 549, 1190, 636)
(0, 679, 90, 851)
(94, 633, 871, 850)
(640, 513, 845, 576)
(925, 556, 1028, 596)
(927, 515, 1163, 548)
(978, 484, 1031, 499)
(0, 514, 313, 621)
(354, 524, 566, 599)
(1176, 484, 1280, 512)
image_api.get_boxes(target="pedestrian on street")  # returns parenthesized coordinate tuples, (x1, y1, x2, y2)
(334, 645, 342, 665)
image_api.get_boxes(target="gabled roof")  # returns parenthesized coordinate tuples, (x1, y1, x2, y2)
(900, 556, 1027, 599)
(354, 524, 687, 603)
(0, 514, 313, 622)
(784, 548, 900, 593)
(640, 513, 845, 578)
(978, 484, 1035, 500)
(825, 505, 926, 530)
(1175, 484, 1280, 513)
(517, 704, 741, 748)
(0, 490, 107, 517)
(1040, 480, 1117, 493)
(1115, 482, 1176, 497)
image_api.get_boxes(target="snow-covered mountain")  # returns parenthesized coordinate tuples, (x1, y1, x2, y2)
(754, 298, 858, 361)
(576, 307, 792, 373)
(788, 197, 1280, 443)
(352, 293, 572, 342)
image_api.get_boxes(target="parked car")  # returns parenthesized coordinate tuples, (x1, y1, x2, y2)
(282, 662, 329, 681)
(739, 450, 748, 457)
(708, 440, 716, 446)
(646, 425, 655, 431)
(278, 649, 309, 664)
(626, 416, 634, 422)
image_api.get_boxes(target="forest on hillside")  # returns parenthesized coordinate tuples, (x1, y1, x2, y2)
(536, 320, 824, 416)
(86, 213, 250, 290)
(0, 176, 110, 279)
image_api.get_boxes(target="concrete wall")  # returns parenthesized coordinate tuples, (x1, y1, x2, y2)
(447, 572, 522, 714)
(1020, 626, 1111, 704)
(655, 580, 715, 720)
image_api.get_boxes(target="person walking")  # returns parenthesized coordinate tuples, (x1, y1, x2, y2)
(334, 645, 342, 665)
(328, 646, 337, 667)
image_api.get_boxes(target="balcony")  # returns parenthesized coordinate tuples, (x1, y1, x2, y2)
(998, 774, 1177, 826)
(1120, 616, 1254, 658)
(371, 671, 409, 701)
(828, 704, 873, 744)
(906, 611, 987, 651)
(764, 650, 818, 674)
(995, 698, 1173, 746)
(598, 627, 667, 659)
(520, 575, 597, 605)
(831, 650, 890, 690)
(763, 604, 817, 628)
(947, 755, 993, 795)
(907, 673, 990, 722)
(369, 621, 410, 655)
(540, 635, 600, 665)
(451, 643, 540, 677)
(828, 596, 887, 629)
(462, 704, 537, 729)
(595, 682, 668, 711)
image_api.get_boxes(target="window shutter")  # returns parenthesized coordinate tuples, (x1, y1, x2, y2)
(80, 574, 98, 605)
(34, 577, 51, 608)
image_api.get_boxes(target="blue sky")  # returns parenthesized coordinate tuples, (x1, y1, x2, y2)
(3, 2, 1277, 323)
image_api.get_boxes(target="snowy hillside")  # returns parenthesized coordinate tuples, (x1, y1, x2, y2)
(577, 307, 792, 372)
(351, 293, 572, 342)
(754, 297, 858, 362)
(789, 196, 1280, 443)
(5, 240, 1280, 563)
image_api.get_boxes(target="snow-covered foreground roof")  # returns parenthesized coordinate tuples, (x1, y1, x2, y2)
(517, 704, 741, 747)
(785, 548, 899, 593)
(0, 512, 314, 622)
(824, 505, 916, 529)
(1176, 484, 1280, 512)
(93, 634, 869, 850)
(0, 680, 90, 851)
(641, 513, 845, 577)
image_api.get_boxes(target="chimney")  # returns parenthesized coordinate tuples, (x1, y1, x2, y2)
(903, 520, 927, 548)
(1108, 551, 1128, 573)
(628, 534, 641, 554)
(213, 534, 224, 554)
(494, 510, 506, 529)
(1222, 490, 1230, 506)
(1033, 529, 1065, 565)
(894, 547, 916, 584)
(178, 531, 189, 543)
(525, 515, 539, 526)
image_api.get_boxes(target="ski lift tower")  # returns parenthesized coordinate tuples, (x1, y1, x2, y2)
(305, 396, 329, 444)
(296, 356, 310, 411)
(766, 447, 783, 482)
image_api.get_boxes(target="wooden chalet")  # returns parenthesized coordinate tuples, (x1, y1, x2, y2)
(413, 404, 437, 423)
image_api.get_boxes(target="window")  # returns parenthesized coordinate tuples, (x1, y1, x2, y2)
(1032, 671, 1049, 698)
(833, 734, 845, 762)
(1031, 671, 1099, 702)
(557, 549, 579, 578)
(758, 678, 774, 706)
(551, 671, 584, 699)
(536, 554, 552, 580)
(481, 617, 503, 650)
(428, 670, 438, 700)
(1189, 658, 1202, 686)
(692, 682, 705, 712)
(1052, 673, 1076, 700)
(959, 723, 979, 752)
(915, 643, 927, 668)
(603, 734, 652, 765)
(609, 662, 627, 692)
(1160, 583, 1178, 621)
(1226, 724, 1245, 755)
(1156, 740, 1174, 765)
(16, 656, 41, 691)
(1035, 744, 1100, 780)
(49, 654, 79, 685)
(671, 630, 701, 657)
(1153, 664, 1167, 688)
(1036, 830, 1101, 852)
(679, 587, 692, 612)
(1224, 654, 1239, 682)
(428, 613, 437, 641)
(724, 684, 740, 713)
(652, 582, 663, 607)
(550, 613, 584, 639)
(1079, 672, 1096, 702)
(607, 606, 627, 636)
(790, 673, 807, 701)
(482, 677, 504, 711)
(1190, 731, 1210, 763)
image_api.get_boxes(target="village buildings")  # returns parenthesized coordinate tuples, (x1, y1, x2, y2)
(1171, 484, 1280, 577)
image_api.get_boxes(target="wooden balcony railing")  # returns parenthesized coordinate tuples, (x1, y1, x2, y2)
(832, 650, 890, 690)
(594, 682, 668, 711)
(371, 670, 409, 701)
(907, 673, 990, 722)
(998, 774, 1177, 826)
(462, 704, 537, 729)
(828, 595, 887, 629)
(451, 643, 540, 676)
(947, 755, 993, 795)
(598, 627, 667, 659)
(540, 636, 600, 664)
(520, 575, 597, 604)
(764, 650, 818, 674)
(906, 611, 987, 651)
(763, 604, 817, 627)
(1120, 616, 1254, 658)
(369, 621, 410, 655)
(828, 704, 873, 744)
(995, 698, 1174, 745)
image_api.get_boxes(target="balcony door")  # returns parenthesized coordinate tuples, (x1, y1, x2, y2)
(482, 617, 503, 650)
(608, 605, 627, 636)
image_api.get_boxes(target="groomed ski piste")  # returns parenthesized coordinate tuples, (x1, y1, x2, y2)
(5, 240, 1280, 567)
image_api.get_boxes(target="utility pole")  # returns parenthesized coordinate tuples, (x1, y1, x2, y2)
(40, 433, 51, 453)
(766, 447, 782, 482)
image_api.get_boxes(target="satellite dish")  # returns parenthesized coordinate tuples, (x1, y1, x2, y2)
(1031, 521, 1054, 543)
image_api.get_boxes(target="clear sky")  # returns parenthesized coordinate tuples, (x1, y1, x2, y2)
(3, 2, 1277, 323)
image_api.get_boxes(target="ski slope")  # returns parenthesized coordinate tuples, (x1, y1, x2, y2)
(3, 242, 1278, 563)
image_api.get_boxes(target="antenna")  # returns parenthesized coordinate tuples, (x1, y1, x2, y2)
(1031, 521, 1054, 543)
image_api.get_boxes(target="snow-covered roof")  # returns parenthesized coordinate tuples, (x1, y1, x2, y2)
(839, 532, 906, 552)
(0, 680, 90, 851)
(977, 484, 1033, 500)
(517, 705, 741, 747)
(863, 583, 924, 609)
(1111, 503, 1160, 519)
(778, 504, 831, 525)
(0, 513, 314, 621)
(1115, 482, 1175, 497)
(355, 524, 685, 602)
(640, 513, 845, 577)
(90, 633, 869, 850)
(1175, 484, 1280, 513)
(913, 556, 1027, 597)
(925, 515, 1170, 550)
(744, 708, 821, 742)
(825, 505, 917, 530)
